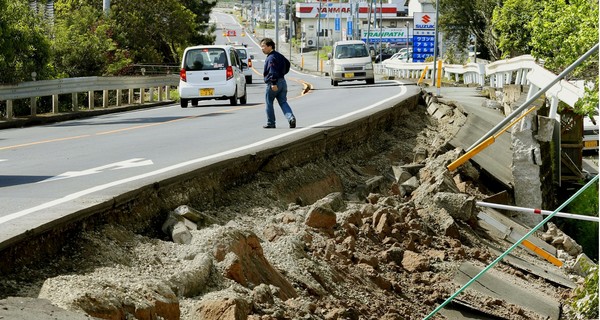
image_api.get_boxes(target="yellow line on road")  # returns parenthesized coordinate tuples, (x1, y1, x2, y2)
(0, 135, 91, 151)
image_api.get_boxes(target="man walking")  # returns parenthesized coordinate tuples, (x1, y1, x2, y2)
(260, 38, 296, 129)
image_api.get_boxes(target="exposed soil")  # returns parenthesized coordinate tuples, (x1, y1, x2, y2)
(0, 97, 581, 320)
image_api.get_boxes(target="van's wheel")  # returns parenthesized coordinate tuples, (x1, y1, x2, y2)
(240, 85, 247, 104)
(332, 80, 339, 86)
(180, 98, 188, 108)
(230, 89, 238, 106)
(366, 78, 375, 85)
(246, 76, 252, 84)
(191, 99, 199, 106)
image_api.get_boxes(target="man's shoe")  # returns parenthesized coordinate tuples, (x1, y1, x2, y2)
(289, 117, 296, 128)
(263, 124, 276, 129)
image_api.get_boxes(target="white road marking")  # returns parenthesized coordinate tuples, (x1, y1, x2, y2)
(39, 158, 154, 183)
(0, 85, 407, 225)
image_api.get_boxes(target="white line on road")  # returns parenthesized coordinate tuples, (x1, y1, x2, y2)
(39, 158, 154, 183)
(0, 85, 407, 225)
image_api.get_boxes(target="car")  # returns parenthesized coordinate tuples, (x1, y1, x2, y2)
(233, 45, 254, 84)
(328, 40, 375, 86)
(373, 44, 410, 63)
(178, 45, 247, 107)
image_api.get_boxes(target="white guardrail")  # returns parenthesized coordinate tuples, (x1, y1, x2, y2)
(0, 75, 179, 120)
(378, 54, 585, 109)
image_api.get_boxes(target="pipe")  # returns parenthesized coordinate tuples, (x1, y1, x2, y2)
(476, 201, 599, 222)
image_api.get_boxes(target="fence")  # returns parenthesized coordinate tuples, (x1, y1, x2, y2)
(377, 54, 586, 109)
(0, 75, 179, 120)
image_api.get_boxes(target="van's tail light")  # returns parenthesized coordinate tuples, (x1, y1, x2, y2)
(248, 59, 252, 68)
(180, 68, 187, 82)
(226, 66, 234, 80)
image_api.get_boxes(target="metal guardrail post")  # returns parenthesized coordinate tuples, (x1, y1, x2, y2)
(128, 89, 134, 104)
(30, 97, 36, 116)
(6, 100, 13, 120)
(103, 90, 109, 108)
(52, 95, 59, 114)
(116, 89, 122, 107)
(72, 93, 78, 111)
(88, 91, 94, 109)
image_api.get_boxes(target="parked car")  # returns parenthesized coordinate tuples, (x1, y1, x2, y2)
(178, 45, 247, 107)
(328, 40, 375, 86)
(233, 45, 254, 84)
(373, 45, 410, 63)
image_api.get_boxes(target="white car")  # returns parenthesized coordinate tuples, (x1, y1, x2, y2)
(178, 45, 247, 107)
(233, 45, 254, 84)
(328, 40, 375, 86)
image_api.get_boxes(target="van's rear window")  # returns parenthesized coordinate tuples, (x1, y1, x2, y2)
(185, 48, 229, 70)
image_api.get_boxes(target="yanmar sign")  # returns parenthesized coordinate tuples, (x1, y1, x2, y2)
(296, 3, 398, 19)
(413, 12, 436, 29)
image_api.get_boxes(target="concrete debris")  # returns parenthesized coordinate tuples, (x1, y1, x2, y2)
(542, 222, 583, 257)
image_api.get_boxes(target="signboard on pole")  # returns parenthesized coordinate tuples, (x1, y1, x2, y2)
(412, 12, 436, 62)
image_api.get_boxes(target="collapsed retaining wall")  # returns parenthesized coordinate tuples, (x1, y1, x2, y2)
(0, 93, 421, 274)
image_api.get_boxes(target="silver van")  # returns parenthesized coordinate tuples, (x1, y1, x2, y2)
(328, 40, 375, 86)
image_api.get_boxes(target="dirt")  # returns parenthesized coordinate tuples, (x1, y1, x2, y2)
(0, 98, 581, 320)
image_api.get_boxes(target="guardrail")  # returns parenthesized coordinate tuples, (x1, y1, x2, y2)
(0, 75, 179, 120)
(377, 54, 585, 108)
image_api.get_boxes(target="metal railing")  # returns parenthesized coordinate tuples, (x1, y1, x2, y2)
(0, 75, 179, 120)
(377, 53, 586, 109)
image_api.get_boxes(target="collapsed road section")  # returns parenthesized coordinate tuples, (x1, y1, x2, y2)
(0, 90, 592, 320)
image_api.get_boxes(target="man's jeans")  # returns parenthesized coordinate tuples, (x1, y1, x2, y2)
(265, 78, 294, 126)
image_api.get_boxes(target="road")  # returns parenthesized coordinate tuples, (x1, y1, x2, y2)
(0, 11, 420, 248)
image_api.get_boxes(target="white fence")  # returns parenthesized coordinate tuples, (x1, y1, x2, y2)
(378, 55, 585, 109)
(0, 75, 179, 120)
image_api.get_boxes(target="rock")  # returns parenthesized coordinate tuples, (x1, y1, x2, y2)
(305, 205, 337, 229)
(195, 297, 250, 320)
(213, 230, 297, 300)
(401, 176, 420, 194)
(401, 250, 430, 272)
(391, 165, 413, 184)
(433, 192, 476, 221)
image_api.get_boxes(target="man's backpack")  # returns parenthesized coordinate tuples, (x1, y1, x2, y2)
(283, 55, 291, 75)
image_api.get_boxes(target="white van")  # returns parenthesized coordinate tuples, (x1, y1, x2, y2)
(328, 40, 375, 86)
(178, 45, 247, 107)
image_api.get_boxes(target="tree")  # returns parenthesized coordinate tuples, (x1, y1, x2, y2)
(52, 4, 129, 77)
(0, 0, 52, 84)
(438, 0, 501, 61)
(109, 0, 213, 65)
(492, 0, 539, 58)
(492, 0, 599, 115)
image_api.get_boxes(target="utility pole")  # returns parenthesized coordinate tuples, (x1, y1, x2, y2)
(103, 0, 110, 14)
(432, 0, 440, 95)
(275, 0, 279, 51)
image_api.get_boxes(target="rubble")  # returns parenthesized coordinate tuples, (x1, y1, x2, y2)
(0, 99, 590, 320)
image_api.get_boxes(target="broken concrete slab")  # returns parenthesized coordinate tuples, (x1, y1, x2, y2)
(453, 261, 561, 320)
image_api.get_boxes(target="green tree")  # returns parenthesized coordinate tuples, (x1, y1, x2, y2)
(492, 0, 599, 115)
(528, 0, 598, 80)
(439, 0, 501, 61)
(492, 0, 539, 58)
(109, 0, 210, 65)
(0, 0, 52, 84)
(52, 4, 129, 77)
